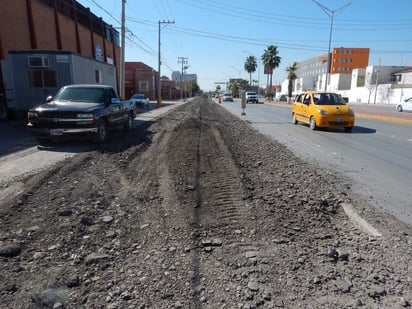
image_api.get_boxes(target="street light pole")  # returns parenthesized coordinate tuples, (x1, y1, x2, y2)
(312, 0, 355, 91)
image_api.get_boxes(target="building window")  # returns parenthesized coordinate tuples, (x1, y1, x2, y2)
(28, 70, 57, 88)
(139, 81, 149, 91)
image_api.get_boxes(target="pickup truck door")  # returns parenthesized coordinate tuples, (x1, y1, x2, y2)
(106, 89, 127, 125)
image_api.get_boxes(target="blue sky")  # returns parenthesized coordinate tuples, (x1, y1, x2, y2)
(77, 0, 412, 91)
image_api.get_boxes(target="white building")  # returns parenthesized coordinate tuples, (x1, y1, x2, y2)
(282, 65, 412, 104)
(171, 71, 198, 88)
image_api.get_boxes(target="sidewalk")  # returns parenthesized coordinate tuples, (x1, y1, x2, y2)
(0, 100, 186, 158)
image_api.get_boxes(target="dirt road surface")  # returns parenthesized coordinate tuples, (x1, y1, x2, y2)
(1, 98, 412, 308)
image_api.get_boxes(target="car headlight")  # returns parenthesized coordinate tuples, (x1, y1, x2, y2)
(317, 109, 328, 115)
(77, 113, 94, 119)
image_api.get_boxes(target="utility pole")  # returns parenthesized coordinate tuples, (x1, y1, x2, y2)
(312, 0, 354, 91)
(157, 20, 175, 107)
(120, 0, 126, 99)
(178, 57, 188, 99)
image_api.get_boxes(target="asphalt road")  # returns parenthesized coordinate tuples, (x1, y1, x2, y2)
(220, 99, 412, 227)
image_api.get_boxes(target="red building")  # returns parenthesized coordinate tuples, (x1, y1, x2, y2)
(125, 62, 157, 100)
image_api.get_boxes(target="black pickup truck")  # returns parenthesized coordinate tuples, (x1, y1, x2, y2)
(27, 84, 134, 144)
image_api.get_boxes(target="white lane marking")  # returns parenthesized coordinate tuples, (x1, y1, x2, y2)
(342, 203, 382, 237)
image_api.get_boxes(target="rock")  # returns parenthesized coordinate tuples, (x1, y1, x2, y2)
(80, 216, 93, 226)
(245, 251, 258, 259)
(66, 276, 80, 288)
(102, 215, 114, 223)
(211, 238, 223, 246)
(247, 280, 259, 291)
(84, 253, 111, 265)
(368, 286, 386, 299)
(0, 243, 21, 257)
(335, 278, 352, 293)
(0, 283, 18, 293)
(58, 209, 73, 216)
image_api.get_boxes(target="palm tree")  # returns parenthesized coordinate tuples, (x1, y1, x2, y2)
(244, 56, 257, 87)
(286, 62, 298, 103)
(261, 45, 281, 100)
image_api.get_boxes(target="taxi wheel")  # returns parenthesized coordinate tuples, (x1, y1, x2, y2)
(309, 117, 317, 130)
(292, 113, 298, 124)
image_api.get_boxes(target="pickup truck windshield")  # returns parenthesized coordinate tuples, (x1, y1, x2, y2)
(55, 87, 106, 103)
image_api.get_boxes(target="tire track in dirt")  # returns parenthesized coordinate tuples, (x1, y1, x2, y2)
(174, 101, 281, 305)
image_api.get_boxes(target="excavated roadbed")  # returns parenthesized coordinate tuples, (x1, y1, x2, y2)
(1, 98, 412, 308)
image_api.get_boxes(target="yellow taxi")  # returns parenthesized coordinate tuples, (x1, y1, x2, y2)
(292, 91, 355, 132)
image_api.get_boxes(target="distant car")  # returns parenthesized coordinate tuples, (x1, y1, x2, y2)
(292, 91, 355, 132)
(276, 95, 288, 102)
(396, 97, 412, 112)
(245, 91, 258, 104)
(222, 93, 233, 102)
(129, 93, 149, 108)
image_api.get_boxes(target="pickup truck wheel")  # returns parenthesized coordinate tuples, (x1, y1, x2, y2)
(309, 116, 317, 130)
(94, 119, 108, 143)
(124, 112, 133, 131)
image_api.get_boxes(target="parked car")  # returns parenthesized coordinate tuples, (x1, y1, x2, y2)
(396, 97, 412, 112)
(276, 95, 288, 102)
(292, 91, 355, 132)
(27, 84, 134, 144)
(245, 91, 259, 104)
(222, 93, 234, 102)
(129, 93, 149, 108)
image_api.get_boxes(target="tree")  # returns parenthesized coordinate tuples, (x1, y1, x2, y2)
(365, 70, 378, 104)
(228, 79, 249, 97)
(244, 56, 257, 86)
(286, 62, 298, 103)
(191, 82, 200, 96)
(261, 45, 281, 100)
